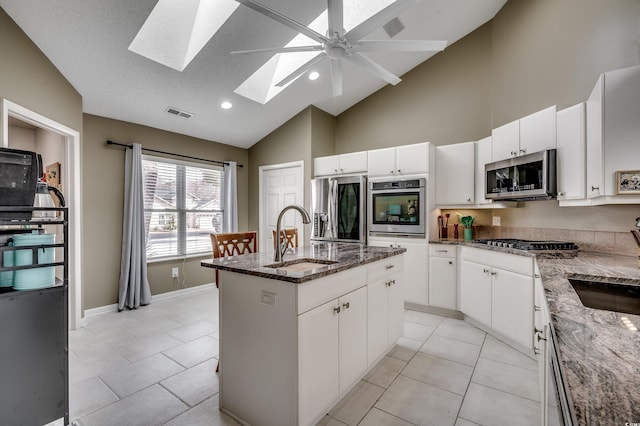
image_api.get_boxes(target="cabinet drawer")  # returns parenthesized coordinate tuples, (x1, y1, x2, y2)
(461, 247, 533, 276)
(297, 266, 366, 315)
(429, 244, 456, 259)
(367, 255, 404, 280)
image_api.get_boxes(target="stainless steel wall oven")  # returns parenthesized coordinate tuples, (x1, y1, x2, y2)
(368, 177, 426, 236)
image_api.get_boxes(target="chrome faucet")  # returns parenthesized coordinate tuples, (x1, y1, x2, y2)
(274, 205, 311, 262)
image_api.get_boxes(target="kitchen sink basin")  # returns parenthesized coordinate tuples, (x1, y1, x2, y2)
(264, 258, 338, 273)
(568, 278, 640, 315)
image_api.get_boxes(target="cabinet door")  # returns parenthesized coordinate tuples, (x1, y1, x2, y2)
(396, 143, 429, 175)
(435, 142, 475, 205)
(586, 75, 604, 198)
(519, 106, 557, 155)
(298, 299, 339, 426)
(460, 260, 492, 327)
(367, 277, 389, 367)
(367, 147, 396, 176)
(475, 136, 492, 204)
(339, 151, 367, 174)
(556, 103, 586, 200)
(398, 240, 428, 305)
(338, 286, 368, 394)
(387, 271, 405, 347)
(429, 256, 457, 309)
(491, 120, 520, 161)
(314, 155, 340, 176)
(602, 66, 640, 196)
(491, 268, 533, 349)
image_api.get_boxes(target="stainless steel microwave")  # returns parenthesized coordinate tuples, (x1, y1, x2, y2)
(485, 149, 557, 201)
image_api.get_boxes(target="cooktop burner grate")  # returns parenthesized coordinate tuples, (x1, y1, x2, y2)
(474, 239, 579, 251)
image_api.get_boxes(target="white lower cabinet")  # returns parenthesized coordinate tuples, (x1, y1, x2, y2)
(428, 244, 457, 310)
(298, 286, 367, 425)
(460, 247, 534, 350)
(367, 256, 404, 366)
(368, 237, 427, 305)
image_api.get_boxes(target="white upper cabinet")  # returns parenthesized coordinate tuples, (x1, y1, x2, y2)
(587, 65, 640, 200)
(491, 106, 557, 161)
(435, 141, 475, 206)
(557, 103, 586, 201)
(475, 136, 492, 205)
(314, 151, 367, 176)
(519, 105, 557, 155)
(367, 142, 431, 176)
(491, 119, 520, 161)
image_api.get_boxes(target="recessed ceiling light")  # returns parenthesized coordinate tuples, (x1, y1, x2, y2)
(221, 101, 233, 110)
(308, 71, 320, 81)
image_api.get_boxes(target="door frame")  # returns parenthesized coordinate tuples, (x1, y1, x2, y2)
(258, 160, 305, 253)
(1, 99, 82, 330)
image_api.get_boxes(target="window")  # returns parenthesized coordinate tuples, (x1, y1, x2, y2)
(142, 155, 224, 260)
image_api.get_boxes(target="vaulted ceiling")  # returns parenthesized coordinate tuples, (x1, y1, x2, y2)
(0, 0, 507, 148)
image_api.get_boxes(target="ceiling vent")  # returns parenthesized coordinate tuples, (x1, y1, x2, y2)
(383, 17, 405, 39)
(166, 107, 193, 119)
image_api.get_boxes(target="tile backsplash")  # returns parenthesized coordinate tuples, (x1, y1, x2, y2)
(439, 225, 638, 257)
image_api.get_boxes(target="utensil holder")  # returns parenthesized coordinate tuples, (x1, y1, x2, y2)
(463, 227, 473, 241)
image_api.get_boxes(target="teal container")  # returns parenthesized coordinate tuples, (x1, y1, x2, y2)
(0, 243, 13, 287)
(12, 233, 56, 290)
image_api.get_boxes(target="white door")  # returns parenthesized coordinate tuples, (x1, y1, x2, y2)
(259, 162, 304, 254)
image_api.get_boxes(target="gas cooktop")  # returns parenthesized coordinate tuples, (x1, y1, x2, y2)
(473, 238, 579, 251)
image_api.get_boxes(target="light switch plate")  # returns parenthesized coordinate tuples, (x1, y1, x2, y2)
(492, 216, 501, 226)
(171, 267, 179, 278)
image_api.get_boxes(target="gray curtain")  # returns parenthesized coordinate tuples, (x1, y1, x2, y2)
(223, 161, 238, 232)
(118, 143, 152, 310)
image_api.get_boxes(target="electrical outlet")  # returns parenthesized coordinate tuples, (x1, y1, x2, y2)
(171, 267, 179, 278)
(492, 216, 501, 226)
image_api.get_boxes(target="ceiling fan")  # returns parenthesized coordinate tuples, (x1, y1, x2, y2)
(232, 0, 448, 96)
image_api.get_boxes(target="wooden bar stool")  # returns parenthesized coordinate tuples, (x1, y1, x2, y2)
(272, 228, 298, 251)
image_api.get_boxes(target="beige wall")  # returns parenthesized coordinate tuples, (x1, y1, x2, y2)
(82, 114, 249, 309)
(335, 22, 493, 152)
(0, 8, 82, 135)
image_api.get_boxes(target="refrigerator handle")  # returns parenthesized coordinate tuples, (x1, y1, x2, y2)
(328, 178, 338, 238)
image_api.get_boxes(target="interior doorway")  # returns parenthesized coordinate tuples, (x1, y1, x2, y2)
(1, 99, 82, 330)
(258, 161, 304, 255)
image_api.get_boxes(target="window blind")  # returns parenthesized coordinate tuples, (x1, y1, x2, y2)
(142, 155, 224, 259)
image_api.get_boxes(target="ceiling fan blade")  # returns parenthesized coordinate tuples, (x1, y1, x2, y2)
(351, 40, 447, 52)
(231, 45, 324, 55)
(345, 0, 416, 43)
(344, 52, 401, 85)
(329, 58, 343, 96)
(235, 0, 329, 45)
(327, 0, 344, 38)
(276, 53, 326, 87)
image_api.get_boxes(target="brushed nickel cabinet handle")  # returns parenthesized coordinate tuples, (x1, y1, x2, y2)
(385, 264, 395, 269)
(333, 306, 341, 314)
(591, 186, 599, 192)
(342, 302, 350, 310)
(491, 271, 497, 276)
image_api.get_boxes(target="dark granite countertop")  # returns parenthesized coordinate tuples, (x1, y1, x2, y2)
(536, 252, 640, 425)
(200, 241, 406, 284)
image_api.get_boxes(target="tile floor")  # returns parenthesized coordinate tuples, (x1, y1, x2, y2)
(69, 286, 540, 426)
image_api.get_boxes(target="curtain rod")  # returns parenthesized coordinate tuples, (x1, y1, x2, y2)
(105, 140, 243, 168)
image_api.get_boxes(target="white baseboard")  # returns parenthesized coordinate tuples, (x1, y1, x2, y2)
(83, 283, 216, 319)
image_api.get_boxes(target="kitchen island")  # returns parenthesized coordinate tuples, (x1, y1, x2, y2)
(201, 242, 406, 426)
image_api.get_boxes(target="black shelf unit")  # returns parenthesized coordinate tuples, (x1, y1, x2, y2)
(0, 207, 69, 426)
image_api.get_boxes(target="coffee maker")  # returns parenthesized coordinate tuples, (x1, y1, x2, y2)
(0, 147, 39, 219)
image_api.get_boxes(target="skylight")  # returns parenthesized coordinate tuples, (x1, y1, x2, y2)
(129, 0, 240, 71)
(234, 0, 395, 104)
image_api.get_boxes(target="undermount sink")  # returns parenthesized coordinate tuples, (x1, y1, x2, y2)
(569, 278, 640, 315)
(264, 258, 338, 273)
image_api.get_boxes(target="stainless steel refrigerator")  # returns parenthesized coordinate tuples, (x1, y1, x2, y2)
(310, 175, 366, 244)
